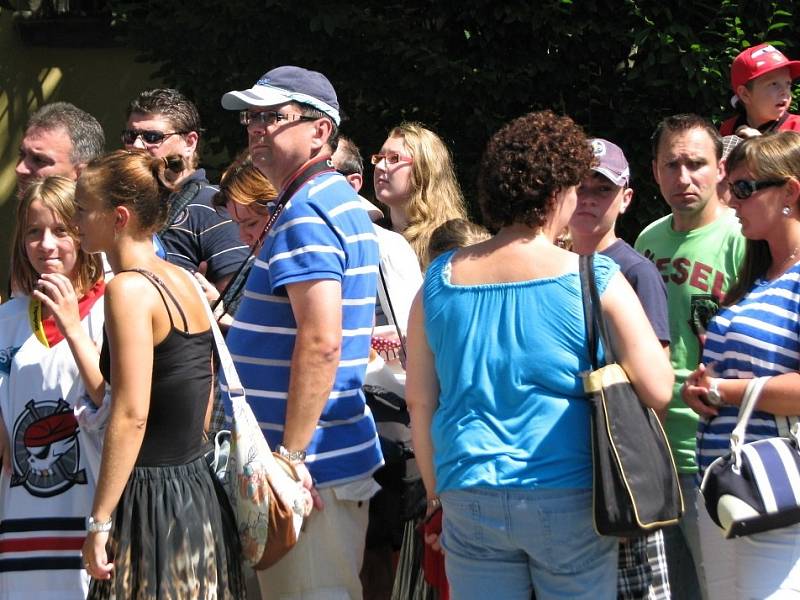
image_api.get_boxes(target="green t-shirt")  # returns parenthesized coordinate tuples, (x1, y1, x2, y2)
(634, 210, 745, 473)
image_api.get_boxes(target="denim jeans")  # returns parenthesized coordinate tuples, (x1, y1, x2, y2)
(663, 474, 705, 600)
(440, 487, 617, 600)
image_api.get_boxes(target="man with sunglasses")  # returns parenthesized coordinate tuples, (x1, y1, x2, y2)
(16, 102, 104, 198)
(123, 88, 248, 291)
(635, 114, 745, 600)
(222, 66, 382, 600)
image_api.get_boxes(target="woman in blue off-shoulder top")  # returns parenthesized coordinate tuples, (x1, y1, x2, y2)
(405, 111, 673, 600)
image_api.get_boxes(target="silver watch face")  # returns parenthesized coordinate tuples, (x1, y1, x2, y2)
(705, 390, 724, 407)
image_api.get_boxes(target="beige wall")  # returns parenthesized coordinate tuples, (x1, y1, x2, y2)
(0, 8, 159, 289)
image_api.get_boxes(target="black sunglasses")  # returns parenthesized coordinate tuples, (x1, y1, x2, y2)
(729, 179, 787, 200)
(121, 129, 187, 145)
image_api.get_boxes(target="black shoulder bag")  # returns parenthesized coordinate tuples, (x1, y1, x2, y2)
(579, 253, 683, 536)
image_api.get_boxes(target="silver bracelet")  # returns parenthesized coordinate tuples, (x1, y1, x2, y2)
(87, 516, 112, 533)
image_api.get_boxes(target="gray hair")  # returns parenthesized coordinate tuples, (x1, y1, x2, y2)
(27, 102, 105, 166)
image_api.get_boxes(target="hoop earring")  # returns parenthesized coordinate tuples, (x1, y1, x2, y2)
(783, 206, 792, 216)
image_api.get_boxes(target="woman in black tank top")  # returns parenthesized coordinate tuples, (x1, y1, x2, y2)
(73, 150, 244, 599)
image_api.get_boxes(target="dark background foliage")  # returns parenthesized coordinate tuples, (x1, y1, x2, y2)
(110, 0, 797, 241)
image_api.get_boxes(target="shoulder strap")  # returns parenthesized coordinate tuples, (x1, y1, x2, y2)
(159, 180, 203, 236)
(184, 270, 243, 397)
(730, 376, 771, 451)
(119, 268, 189, 332)
(579, 254, 604, 369)
(378, 263, 407, 360)
(210, 158, 336, 315)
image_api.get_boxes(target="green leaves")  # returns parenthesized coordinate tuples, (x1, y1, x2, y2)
(109, 0, 799, 237)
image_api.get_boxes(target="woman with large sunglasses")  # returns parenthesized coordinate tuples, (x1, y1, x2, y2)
(683, 131, 800, 599)
(406, 111, 673, 599)
(372, 122, 467, 269)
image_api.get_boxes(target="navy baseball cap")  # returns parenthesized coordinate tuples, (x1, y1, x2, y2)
(221, 66, 341, 125)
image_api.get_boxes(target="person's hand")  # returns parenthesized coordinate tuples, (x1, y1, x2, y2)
(292, 461, 323, 512)
(371, 327, 404, 368)
(422, 497, 443, 553)
(682, 363, 718, 418)
(82, 530, 113, 580)
(32, 273, 81, 338)
(193, 271, 220, 305)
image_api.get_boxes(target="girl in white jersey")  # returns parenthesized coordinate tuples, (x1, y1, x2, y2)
(0, 176, 105, 599)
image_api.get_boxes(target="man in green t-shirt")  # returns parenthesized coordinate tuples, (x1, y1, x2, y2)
(635, 114, 745, 600)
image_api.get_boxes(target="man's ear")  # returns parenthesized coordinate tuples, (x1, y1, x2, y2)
(619, 187, 634, 214)
(183, 131, 199, 158)
(74, 162, 87, 178)
(311, 119, 334, 152)
(715, 156, 726, 185)
(651, 160, 660, 186)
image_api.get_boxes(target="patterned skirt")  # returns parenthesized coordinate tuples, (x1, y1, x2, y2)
(88, 455, 245, 599)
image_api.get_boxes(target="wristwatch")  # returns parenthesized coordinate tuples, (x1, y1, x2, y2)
(705, 378, 725, 407)
(87, 516, 113, 533)
(277, 445, 307, 464)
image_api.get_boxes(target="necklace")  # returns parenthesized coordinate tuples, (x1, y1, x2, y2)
(769, 245, 800, 279)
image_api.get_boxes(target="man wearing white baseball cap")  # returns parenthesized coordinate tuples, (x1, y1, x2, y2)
(222, 67, 383, 600)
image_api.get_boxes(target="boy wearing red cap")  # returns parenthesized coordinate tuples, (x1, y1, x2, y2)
(720, 43, 800, 137)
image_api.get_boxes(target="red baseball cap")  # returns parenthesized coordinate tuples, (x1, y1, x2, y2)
(730, 43, 800, 103)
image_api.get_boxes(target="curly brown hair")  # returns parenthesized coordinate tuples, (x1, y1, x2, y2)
(478, 110, 593, 231)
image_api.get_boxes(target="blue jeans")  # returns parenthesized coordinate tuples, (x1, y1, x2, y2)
(440, 488, 617, 600)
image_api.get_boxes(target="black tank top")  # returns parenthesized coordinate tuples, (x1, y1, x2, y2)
(99, 269, 213, 466)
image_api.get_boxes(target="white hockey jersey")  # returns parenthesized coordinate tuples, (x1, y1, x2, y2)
(0, 293, 104, 599)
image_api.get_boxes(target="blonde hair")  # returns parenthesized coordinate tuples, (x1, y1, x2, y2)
(11, 176, 103, 296)
(389, 122, 467, 267)
(724, 132, 800, 305)
(427, 218, 491, 263)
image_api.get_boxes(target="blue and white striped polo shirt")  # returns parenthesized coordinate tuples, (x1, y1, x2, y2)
(224, 169, 383, 487)
(697, 262, 800, 479)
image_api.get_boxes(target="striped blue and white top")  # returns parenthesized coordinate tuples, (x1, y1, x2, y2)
(224, 169, 383, 487)
(697, 262, 800, 478)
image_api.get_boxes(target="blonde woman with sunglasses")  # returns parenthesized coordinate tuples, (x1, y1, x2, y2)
(372, 122, 467, 268)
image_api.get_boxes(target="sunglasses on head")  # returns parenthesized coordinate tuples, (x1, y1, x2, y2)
(729, 179, 787, 200)
(121, 129, 187, 145)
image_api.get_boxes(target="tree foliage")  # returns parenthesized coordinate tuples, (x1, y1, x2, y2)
(110, 0, 797, 240)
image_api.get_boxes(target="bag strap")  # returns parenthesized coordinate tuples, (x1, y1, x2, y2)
(579, 254, 599, 371)
(211, 158, 336, 315)
(377, 263, 407, 360)
(579, 253, 617, 367)
(185, 269, 244, 396)
(730, 376, 771, 451)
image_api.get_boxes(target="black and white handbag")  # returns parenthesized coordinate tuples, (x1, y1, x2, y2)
(700, 376, 800, 538)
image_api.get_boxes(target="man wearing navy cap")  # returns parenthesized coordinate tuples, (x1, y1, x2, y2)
(222, 67, 383, 599)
